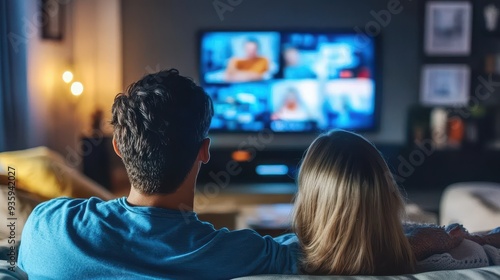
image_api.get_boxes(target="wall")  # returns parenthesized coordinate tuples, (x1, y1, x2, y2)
(121, 0, 420, 147)
(25, 0, 121, 166)
(73, 0, 122, 132)
(26, 0, 76, 152)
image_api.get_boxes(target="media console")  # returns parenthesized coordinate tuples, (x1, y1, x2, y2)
(82, 137, 500, 194)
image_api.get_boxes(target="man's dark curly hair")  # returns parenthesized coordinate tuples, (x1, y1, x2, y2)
(111, 69, 213, 194)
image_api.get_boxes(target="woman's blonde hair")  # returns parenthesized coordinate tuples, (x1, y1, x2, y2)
(293, 129, 416, 275)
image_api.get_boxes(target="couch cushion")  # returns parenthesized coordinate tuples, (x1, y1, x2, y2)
(0, 186, 42, 246)
(0, 244, 27, 280)
(0, 147, 114, 200)
(440, 182, 500, 232)
(0, 263, 27, 280)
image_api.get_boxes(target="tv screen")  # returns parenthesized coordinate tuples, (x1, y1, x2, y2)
(200, 30, 378, 132)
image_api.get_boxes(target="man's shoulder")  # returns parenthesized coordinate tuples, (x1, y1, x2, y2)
(34, 196, 81, 211)
(23, 197, 116, 245)
(30, 197, 106, 220)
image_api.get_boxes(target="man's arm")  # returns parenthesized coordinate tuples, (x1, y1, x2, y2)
(208, 229, 299, 277)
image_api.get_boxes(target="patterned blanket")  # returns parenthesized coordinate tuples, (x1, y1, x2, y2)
(405, 223, 500, 272)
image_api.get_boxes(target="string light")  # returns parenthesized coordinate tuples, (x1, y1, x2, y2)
(71, 81, 84, 96)
(62, 71, 73, 83)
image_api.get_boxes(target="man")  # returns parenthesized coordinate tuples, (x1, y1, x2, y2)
(225, 38, 269, 82)
(19, 69, 298, 279)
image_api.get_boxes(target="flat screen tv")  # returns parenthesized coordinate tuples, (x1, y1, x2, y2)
(199, 30, 379, 133)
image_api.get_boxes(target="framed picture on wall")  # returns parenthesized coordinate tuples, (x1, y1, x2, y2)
(420, 64, 470, 106)
(41, 0, 64, 40)
(424, 1, 472, 56)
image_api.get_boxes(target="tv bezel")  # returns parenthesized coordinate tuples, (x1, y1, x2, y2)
(197, 28, 382, 134)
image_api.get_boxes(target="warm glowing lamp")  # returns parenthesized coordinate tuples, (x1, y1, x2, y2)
(62, 71, 74, 83)
(71, 81, 84, 96)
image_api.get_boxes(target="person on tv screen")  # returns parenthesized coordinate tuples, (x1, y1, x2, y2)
(225, 38, 270, 82)
(272, 87, 311, 121)
(283, 46, 316, 79)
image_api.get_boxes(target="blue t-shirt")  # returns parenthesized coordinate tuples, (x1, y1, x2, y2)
(18, 197, 299, 279)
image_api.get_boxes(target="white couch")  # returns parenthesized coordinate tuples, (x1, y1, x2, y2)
(440, 182, 500, 232)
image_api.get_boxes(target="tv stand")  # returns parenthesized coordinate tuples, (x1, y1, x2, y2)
(81, 138, 500, 195)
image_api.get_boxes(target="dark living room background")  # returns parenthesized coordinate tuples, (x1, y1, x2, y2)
(1, 0, 500, 233)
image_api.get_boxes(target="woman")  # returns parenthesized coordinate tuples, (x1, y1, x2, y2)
(293, 129, 500, 275)
(293, 129, 415, 275)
